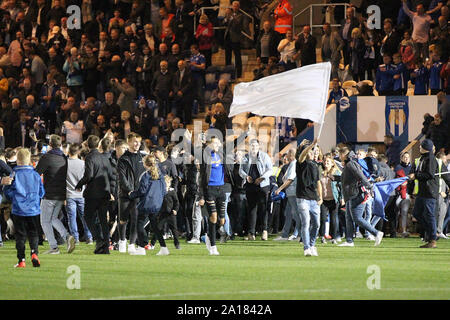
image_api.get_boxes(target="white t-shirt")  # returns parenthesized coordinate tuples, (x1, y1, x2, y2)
(63, 120, 85, 144)
(282, 160, 297, 197)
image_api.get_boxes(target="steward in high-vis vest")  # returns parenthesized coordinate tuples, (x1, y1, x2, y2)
(274, 0, 293, 35)
(408, 139, 439, 248)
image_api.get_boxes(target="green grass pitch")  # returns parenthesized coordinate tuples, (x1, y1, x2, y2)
(0, 237, 449, 300)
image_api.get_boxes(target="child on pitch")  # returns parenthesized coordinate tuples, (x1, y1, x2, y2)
(128, 154, 169, 256)
(4, 148, 45, 268)
(148, 175, 181, 250)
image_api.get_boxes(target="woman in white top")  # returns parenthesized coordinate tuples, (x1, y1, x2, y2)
(277, 30, 297, 71)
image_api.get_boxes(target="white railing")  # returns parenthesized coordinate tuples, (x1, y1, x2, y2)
(293, 3, 353, 34)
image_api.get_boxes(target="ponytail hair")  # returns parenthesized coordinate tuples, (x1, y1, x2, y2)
(143, 154, 160, 180)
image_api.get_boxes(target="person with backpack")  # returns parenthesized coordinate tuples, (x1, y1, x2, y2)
(128, 154, 168, 256)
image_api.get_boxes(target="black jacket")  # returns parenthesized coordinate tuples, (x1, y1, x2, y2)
(117, 150, 145, 199)
(295, 34, 317, 66)
(159, 189, 180, 215)
(256, 29, 281, 59)
(172, 68, 193, 100)
(185, 163, 203, 197)
(36, 149, 67, 200)
(341, 155, 372, 202)
(411, 152, 439, 199)
(75, 149, 115, 199)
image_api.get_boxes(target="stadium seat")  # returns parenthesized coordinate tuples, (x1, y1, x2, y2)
(220, 65, 236, 82)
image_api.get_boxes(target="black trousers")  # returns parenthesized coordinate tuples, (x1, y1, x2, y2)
(119, 198, 138, 244)
(225, 40, 242, 78)
(137, 212, 166, 248)
(84, 198, 110, 251)
(151, 213, 179, 247)
(231, 192, 247, 236)
(246, 186, 269, 234)
(11, 214, 40, 261)
(175, 97, 193, 125)
(184, 193, 198, 239)
(205, 185, 226, 219)
(320, 200, 339, 239)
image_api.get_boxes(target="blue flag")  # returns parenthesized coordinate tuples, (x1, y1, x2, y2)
(373, 177, 409, 220)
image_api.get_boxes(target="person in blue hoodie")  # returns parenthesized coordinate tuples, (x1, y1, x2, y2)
(428, 50, 444, 95)
(128, 154, 168, 256)
(411, 57, 430, 95)
(4, 148, 45, 268)
(390, 53, 410, 96)
(376, 54, 396, 96)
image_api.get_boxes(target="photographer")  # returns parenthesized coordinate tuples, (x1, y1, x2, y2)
(110, 77, 136, 115)
(62, 47, 83, 101)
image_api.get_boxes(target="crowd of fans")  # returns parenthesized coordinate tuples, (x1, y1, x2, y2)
(0, 0, 449, 265)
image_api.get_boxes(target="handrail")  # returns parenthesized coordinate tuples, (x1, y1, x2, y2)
(293, 3, 352, 34)
(193, 6, 254, 41)
(401, 133, 424, 155)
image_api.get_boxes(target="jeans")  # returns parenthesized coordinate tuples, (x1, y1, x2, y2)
(413, 197, 437, 241)
(281, 196, 300, 238)
(40, 199, 68, 249)
(222, 192, 232, 236)
(345, 197, 379, 243)
(296, 198, 320, 250)
(363, 197, 373, 237)
(66, 198, 92, 241)
(185, 194, 202, 240)
(435, 196, 448, 234)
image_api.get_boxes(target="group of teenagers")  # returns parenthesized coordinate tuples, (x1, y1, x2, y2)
(3, 125, 450, 267)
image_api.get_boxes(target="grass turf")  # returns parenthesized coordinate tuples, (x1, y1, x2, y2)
(0, 236, 449, 300)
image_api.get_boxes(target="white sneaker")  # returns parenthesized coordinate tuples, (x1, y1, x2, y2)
(367, 234, 376, 241)
(209, 245, 220, 255)
(128, 243, 136, 253)
(156, 247, 170, 256)
(338, 242, 355, 247)
(374, 231, 384, 246)
(335, 237, 342, 243)
(273, 236, 289, 241)
(355, 231, 363, 238)
(437, 233, 449, 239)
(261, 230, 268, 241)
(187, 238, 200, 244)
(310, 246, 318, 256)
(288, 235, 297, 241)
(205, 234, 211, 252)
(321, 237, 327, 244)
(118, 240, 127, 253)
(331, 239, 337, 245)
(304, 248, 312, 256)
(130, 246, 146, 255)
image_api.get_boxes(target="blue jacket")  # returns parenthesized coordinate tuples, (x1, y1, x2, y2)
(239, 151, 274, 188)
(129, 171, 167, 214)
(429, 62, 444, 90)
(412, 66, 430, 95)
(376, 64, 395, 92)
(327, 88, 348, 104)
(387, 63, 409, 91)
(4, 166, 45, 216)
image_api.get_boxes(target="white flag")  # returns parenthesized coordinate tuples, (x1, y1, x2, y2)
(229, 62, 331, 125)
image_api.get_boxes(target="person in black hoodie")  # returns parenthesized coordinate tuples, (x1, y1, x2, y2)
(185, 154, 204, 243)
(76, 135, 116, 254)
(409, 139, 439, 248)
(36, 134, 75, 255)
(117, 132, 146, 254)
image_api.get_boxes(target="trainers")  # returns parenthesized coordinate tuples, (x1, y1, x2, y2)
(187, 238, 200, 244)
(335, 237, 342, 243)
(325, 235, 332, 240)
(401, 232, 410, 238)
(0, 242, 3, 247)
(367, 234, 376, 241)
(321, 237, 327, 244)
(338, 242, 354, 247)
(209, 245, 220, 255)
(145, 244, 155, 250)
(14, 259, 26, 268)
(420, 240, 437, 248)
(128, 243, 136, 253)
(130, 246, 146, 255)
(273, 236, 289, 241)
(118, 240, 127, 253)
(205, 234, 211, 252)
(374, 231, 384, 246)
(304, 248, 312, 257)
(288, 235, 297, 241)
(310, 246, 318, 256)
(67, 235, 76, 253)
(31, 253, 40, 267)
(44, 248, 60, 254)
(355, 231, 363, 238)
(261, 230, 268, 241)
(437, 233, 449, 240)
(175, 244, 181, 250)
(331, 239, 338, 244)
(156, 247, 170, 256)
(249, 234, 256, 241)
(220, 234, 227, 243)
(86, 238, 94, 245)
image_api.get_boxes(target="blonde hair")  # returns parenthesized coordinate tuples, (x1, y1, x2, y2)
(323, 153, 338, 175)
(164, 175, 172, 190)
(213, 103, 225, 114)
(17, 148, 31, 165)
(143, 154, 160, 180)
(351, 27, 361, 39)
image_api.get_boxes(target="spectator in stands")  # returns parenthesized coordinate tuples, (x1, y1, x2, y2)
(174, 0, 195, 51)
(110, 77, 136, 114)
(411, 57, 430, 95)
(400, 30, 416, 71)
(172, 59, 194, 124)
(401, 0, 433, 59)
(277, 29, 296, 71)
(62, 111, 85, 144)
(327, 78, 348, 107)
(380, 18, 401, 58)
(224, 1, 244, 78)
(63, 47, 83, 101)
(152, 60, 173, 118)
(142, 23, 160, 56)
(189, 43, 206, 113)
(209, 79, 233, 114)
(273, 0, 293, 35)
(294, 25, 316, 67)
(348, 27, 365, 82)
(159, 6, 175, 40)
(195, 14, 214, 68)
(36, 134, 75, 255)
(256, 20, 281, 65)
(340, 6, 359, 66)
(376, 54, 395, 96)
(321, 22, 344, 79)
(428, 49, 445, 95)
(384, 133, 401, 168)
(426, 113, 447, 153)
(391, 52, 409, 96)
